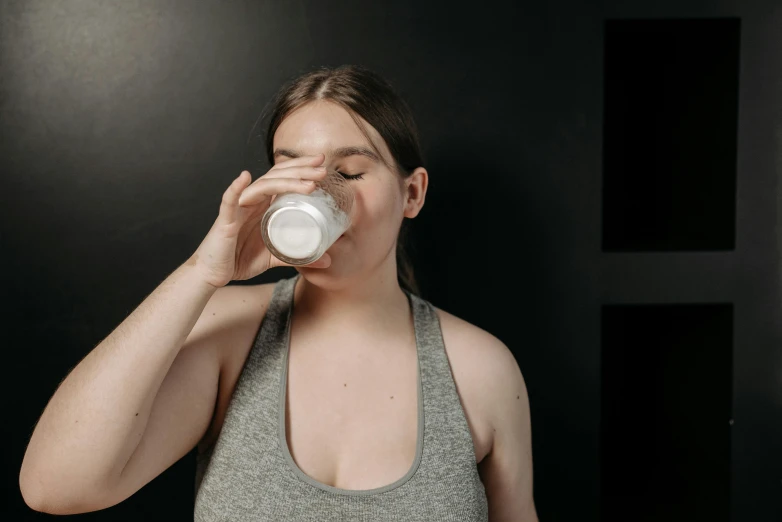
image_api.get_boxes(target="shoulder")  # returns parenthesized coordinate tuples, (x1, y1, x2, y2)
(211, 281, 277, 366)
(432, 304, 537, 521)
(431, 304, 528, 438)
(432, 305, 522, 387)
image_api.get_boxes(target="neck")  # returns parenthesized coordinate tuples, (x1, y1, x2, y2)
(292, 263, 411, 336)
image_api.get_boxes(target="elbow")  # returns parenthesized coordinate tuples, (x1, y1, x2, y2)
(19, 468, 52, 514)
(19, 465, 114, 515)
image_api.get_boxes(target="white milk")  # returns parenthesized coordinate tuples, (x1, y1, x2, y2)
(264, 187, 351, 263)
(267, 208, 323, 258)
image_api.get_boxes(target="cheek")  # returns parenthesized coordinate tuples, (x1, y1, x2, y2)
(351, 183, 402, 235)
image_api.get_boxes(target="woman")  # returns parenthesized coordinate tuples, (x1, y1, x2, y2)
(20, 65, 537, 521)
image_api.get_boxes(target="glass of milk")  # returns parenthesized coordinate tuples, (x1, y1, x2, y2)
(260, 168, 355, 265)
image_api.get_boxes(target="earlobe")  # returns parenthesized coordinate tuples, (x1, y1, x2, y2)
(401, 188, 414, 218)
(403, 192, 423, 219)
(404, 199, 418, 218)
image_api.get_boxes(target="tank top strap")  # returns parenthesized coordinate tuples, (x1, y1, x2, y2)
(194, 275, 293, 497)
(405, 289, 478, 470)
(231, 273, 294, 395)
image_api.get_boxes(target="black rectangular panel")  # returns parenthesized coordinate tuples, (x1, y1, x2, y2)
(601, 303, 732, 521)
(602, 19, 740, 251)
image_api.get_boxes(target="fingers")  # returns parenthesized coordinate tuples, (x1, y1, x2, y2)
(237, 169, 328, 207)
(270, 153, 325, 172)
(259, 164, 329, 181)
(218, 171, 252, 225)
(236, 155, 328, 208)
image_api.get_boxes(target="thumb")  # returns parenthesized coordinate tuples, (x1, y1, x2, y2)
(217, 171, 252, 226)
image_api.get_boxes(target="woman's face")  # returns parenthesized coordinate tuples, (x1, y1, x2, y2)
(272, 100, 426, 284)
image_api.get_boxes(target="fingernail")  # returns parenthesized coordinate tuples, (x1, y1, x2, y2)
(302, 180, 315, 185)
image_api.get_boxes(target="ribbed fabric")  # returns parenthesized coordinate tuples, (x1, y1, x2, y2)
(194, 274, 488, 521)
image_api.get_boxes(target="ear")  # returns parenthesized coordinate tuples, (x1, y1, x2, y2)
(402, 167, 428, 219)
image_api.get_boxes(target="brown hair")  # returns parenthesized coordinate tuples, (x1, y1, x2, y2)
(257, 64, 424, 296)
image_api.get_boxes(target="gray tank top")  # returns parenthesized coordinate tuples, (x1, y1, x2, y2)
(193, 274, 488, 521)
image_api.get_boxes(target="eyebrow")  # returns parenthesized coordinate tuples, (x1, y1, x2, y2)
(273, 146, 381, 163)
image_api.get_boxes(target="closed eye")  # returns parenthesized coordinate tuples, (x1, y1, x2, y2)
(338, 171, 364, 180)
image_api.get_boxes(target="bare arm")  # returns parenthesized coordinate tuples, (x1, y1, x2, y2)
(19, 257, 222, 514)
(478, 339, 537, 522)
(20, 162, 329, 515)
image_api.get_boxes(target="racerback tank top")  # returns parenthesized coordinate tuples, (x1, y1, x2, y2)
(193, 274, 489, 521)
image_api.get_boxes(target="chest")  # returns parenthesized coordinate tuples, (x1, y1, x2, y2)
(283, 332, 492, 491)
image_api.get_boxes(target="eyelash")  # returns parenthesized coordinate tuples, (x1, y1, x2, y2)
(338, 171, 364, 180)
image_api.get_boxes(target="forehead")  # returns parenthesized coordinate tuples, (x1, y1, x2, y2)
(273, 101, 391, 163)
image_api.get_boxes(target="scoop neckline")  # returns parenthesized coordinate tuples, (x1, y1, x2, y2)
(277, 274, 425, 496)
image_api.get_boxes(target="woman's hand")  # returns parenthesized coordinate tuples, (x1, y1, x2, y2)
(188, 154, 330, 288)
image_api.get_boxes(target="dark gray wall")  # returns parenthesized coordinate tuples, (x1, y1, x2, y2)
(2, 1, 779, 520)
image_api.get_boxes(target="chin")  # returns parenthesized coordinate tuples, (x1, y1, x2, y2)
(295, 266, 354, 292)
